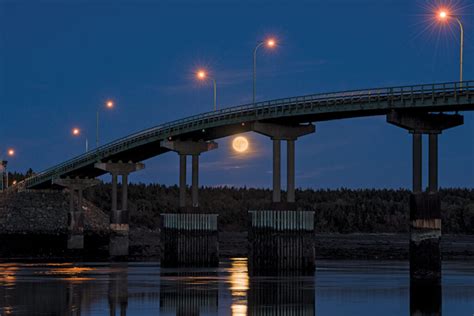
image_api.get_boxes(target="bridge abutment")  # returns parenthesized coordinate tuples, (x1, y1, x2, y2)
(160, 140, 219, 267)
(53, 178, 101, 250)
(388, 111, 463, 285)
(249, 122, 316, 273)
(95, 162, 145, 258)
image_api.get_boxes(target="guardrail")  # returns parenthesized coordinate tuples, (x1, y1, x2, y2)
(23, 80, 473, 188)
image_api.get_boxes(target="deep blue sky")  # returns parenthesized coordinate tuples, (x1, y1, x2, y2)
(1, 0, 473, 189)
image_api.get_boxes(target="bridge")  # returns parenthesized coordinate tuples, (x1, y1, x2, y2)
(22, 80, 473, 189)
(8, 80, 474, 278)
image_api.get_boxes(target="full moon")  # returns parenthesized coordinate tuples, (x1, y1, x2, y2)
(232, 136, 249, 153)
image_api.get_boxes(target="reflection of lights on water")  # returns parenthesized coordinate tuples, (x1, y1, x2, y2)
(231, 304, 247, 315)
(60, 277, 95, 282)
(3, 306, 14, 315)
(0, 265, 18, 285)
(38, 264, 97, 283)
(46, 267, 95, 275)
(229, 258, 249, 316)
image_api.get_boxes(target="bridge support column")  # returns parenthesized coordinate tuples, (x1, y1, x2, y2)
(273, 139, 281, 203)
(160, 140, 219, 267)
(387, 111, 463, 285)
(250, 122, 315, 273)
(95, 161, 145, 257)
(53, 178, 101, 250)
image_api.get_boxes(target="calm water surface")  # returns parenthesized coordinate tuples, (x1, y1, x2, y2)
(0, 259, 473, 315)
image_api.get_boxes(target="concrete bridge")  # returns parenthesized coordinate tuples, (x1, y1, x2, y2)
(8, 80, 474, 280)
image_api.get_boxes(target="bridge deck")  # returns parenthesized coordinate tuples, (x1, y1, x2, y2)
(22, 81, 474, 189)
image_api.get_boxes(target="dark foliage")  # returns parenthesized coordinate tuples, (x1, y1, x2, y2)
(82, 183, 474, 234)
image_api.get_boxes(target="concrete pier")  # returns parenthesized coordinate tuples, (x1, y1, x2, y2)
(388, 111, 463, 285)
(252, 122, 315, 206)
(250, 122, 315, 272)
(410, 192, 441, 282)
(248, 210, 315, 274)
(53, 178, 100, 250)
(160, 213, 218, 267)
(410, 282, 442, 316)
(272, 139, 281, 203)
(160, 140, 219, 267)
(287, 139, 296, 203)
(95, 161, 145, 257)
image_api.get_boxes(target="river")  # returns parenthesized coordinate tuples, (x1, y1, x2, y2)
(0, 259, 472, 315)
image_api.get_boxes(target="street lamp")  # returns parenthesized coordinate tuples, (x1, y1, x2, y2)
(1, 148, 15, 190)
(72, 127, 89, 152)
(196, 69, 217, 111)
(96, 99, 114, 148)
(437, 9, 464, 85)
(253, 37, 277, 105)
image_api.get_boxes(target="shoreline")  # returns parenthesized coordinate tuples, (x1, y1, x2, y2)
(129, 230, 474, 261)
(0, 231, 473, 262)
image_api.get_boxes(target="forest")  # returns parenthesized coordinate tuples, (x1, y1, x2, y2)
(84, 184, 474, 234)
(8, 171, 474, 234)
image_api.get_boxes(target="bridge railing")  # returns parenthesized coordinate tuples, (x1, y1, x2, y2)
(23, 80, 472, 188)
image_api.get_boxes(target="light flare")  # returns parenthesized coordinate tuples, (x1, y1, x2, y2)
(266, 38, 276, 48)
(72, 128, 81, 136)
(196, 69, 207, 80)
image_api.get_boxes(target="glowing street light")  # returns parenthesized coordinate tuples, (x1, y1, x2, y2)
(72, 127, 89, 152)
(72, 128, 80, 136)
(436, 8, 464, 85)
(1, 148, 15, 190)
(196, 69, 217, 111)
(96, 99, 115, 148)
(253, 37, 277, 105)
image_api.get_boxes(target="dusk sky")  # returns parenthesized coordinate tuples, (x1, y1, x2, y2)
(1, 0, 473, 189)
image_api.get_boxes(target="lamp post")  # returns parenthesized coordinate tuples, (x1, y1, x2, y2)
(253, 38, 276, 105)
(96, 99, 114, 148)
(196, 69, 217, 111)
(438, 10, 464, 85)
(72, 128, 89, 152)
(1, 148, 15, 190)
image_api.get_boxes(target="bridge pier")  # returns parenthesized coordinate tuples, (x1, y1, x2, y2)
(53, 178, 101, 250)
(160, 140, 219, 267)
(388, 111, 463, 285)
(95, 161, 145, 257)
(249, 122, 315, 273)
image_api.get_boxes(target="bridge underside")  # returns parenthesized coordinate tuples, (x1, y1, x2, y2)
(29, 100, 474, 189)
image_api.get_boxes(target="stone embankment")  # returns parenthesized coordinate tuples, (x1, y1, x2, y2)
(0, 190, 109, 258)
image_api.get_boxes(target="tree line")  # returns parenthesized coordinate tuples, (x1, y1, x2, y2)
(7, 170, 474, 234)
(84, 183, 474, 234)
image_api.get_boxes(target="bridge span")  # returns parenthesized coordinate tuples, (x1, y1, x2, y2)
(21, 80, 473, 190)
(8, 80, 474, 278)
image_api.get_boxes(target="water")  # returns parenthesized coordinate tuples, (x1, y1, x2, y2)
(0, 259, 473, 315)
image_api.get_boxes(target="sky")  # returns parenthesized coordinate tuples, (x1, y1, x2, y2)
(0, 0, 473, 189)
